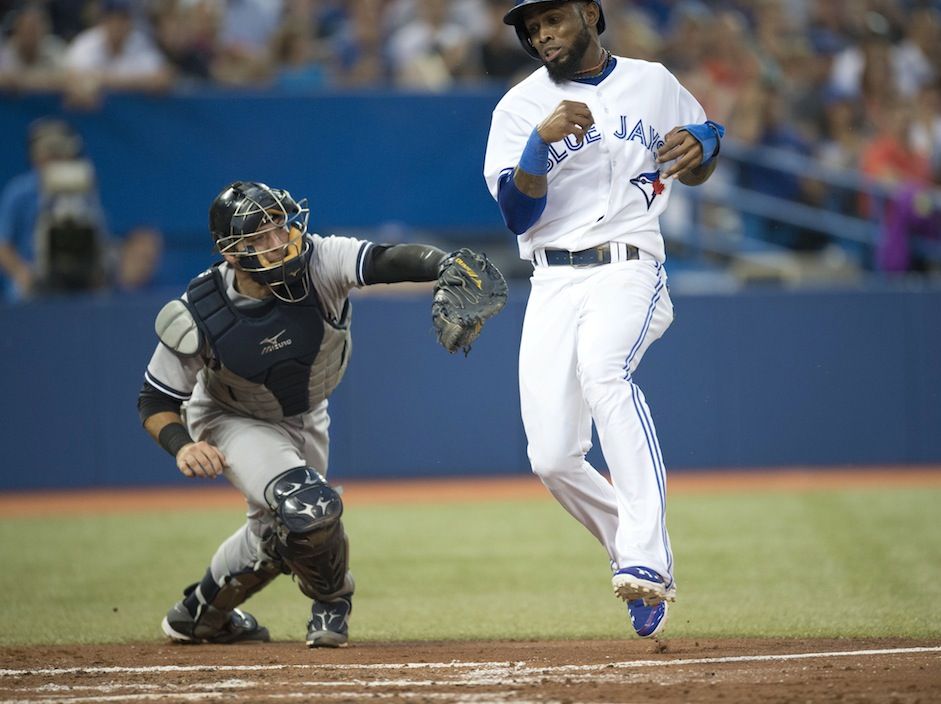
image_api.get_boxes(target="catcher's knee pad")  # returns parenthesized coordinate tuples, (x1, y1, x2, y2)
(264, 467, 352, 601)
(176, 561, 282, 639)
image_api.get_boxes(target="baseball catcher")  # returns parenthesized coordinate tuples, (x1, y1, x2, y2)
(432, 248, 508, 355)
(137, 181, 507, 648)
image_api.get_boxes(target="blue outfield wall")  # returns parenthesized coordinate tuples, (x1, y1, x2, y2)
(1, 283, 939, 491)
(0, 91, 507, 239)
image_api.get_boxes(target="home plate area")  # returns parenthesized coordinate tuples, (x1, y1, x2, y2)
(1, 639, 938, 703)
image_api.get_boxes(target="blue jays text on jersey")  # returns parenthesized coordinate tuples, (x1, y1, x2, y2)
(542, 116, 668, 173)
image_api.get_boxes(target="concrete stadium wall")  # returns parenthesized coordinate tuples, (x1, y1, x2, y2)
(1, 283, 938, 490)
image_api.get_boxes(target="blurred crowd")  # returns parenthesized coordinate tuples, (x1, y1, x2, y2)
(0, 0, 543, 102)
(0, 0, 939, 288)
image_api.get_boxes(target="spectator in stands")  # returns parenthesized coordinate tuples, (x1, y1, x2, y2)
(115, 225, 164, 293)
(659, 4, 739, 125)
(731, 79, 826, 251)
(861, 102, 933, 200)
(0, 118, 162, 301)
(699, 9, 762, 122)
(816, 89, 866, 217)
(827, 10, 933, 120)
(211, 0, 280, 86)
(605, 7, 661, 63)
(44, 0, 92, 43)
(151, 0, 220, 85)
(474, 0, 530, 85)
(0, 1, 66, 93)
(331, 0, 390, 87)
(630, 0, 675, 33)
(658, 1, 712, 75)
(860, 101, 938, 271)
(893, 5, 939, 100)
(789, 31, 845, 144)
(0, 118, 108, 300)
(62, 0, 172, 109)
(911, 80, 941, 178)
(270, 3, 328, 91)
(387, 0, 473, 89)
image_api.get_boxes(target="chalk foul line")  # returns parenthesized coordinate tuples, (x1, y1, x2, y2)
(1, 646, 938, 677)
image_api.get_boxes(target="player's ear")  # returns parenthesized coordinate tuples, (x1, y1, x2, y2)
(583, 1, 600, 30)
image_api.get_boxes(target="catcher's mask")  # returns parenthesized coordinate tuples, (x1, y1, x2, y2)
(504, 0, 605, 59)
(209, 181, 312, 303)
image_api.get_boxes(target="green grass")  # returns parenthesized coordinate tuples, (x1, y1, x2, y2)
(2, 486, 939, 645)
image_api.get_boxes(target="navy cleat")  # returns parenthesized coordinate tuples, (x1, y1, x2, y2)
(628, 598, 669, 638)
(162, 602, 270, 644)
(612, 565, 675, 604)
(306, 595, 352, 648)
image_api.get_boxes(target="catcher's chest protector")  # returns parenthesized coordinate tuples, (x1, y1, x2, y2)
(186, 268, 350, 418)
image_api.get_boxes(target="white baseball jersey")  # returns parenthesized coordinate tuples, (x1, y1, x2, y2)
(484, 57, 707, 261)
(483, 55, 718, 607)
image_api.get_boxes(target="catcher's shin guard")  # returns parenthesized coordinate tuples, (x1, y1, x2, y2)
(162, 561, 281, 643)
(264, 467, 353, 601)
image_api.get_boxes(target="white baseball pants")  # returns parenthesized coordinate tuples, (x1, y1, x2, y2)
(519, 258, 675, 587)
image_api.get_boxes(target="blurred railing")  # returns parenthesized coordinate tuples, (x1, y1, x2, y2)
(666, 139, 941, 282)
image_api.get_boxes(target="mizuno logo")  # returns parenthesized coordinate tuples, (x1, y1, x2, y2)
(260, 329, 293, 354)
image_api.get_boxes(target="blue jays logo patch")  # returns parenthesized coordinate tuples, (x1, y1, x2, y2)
(630, 170, 667, 210)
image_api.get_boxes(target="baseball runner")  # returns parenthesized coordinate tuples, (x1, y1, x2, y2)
(484, 0, 724, 638)
(137, 181, 506, 647)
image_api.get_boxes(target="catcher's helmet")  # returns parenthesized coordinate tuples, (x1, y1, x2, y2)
(504, 0, 606, 59)
(209, 181, 313, 302)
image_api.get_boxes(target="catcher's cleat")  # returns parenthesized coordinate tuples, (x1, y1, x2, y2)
(612, 566, 676, 605)
(161, 602, 270, 644)
(306, 595, 352, 648)
(627, 599, 669, 638)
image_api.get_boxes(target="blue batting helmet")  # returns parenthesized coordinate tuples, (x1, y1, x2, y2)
(504, 0, 606, 59)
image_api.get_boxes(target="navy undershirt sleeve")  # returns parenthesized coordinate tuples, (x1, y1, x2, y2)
(137, 381, 183, 424)
(497, 170, 547, 236)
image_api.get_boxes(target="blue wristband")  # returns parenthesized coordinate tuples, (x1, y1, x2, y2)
(679, 120, 725, 166)
(518, 128, 550, 176)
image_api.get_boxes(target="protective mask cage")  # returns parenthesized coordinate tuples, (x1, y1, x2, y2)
(217, 192, 313, 303)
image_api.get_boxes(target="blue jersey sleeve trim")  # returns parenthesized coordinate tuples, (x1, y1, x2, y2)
(497, 169, 547, 235)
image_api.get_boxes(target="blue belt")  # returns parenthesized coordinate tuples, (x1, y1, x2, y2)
(544, 244, 639, 267)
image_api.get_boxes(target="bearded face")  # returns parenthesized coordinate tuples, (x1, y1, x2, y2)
(544, 13, 592, 83)
(523, 2, 598, 84)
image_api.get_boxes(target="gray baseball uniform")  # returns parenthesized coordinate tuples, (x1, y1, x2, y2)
(145, 234, 369, 584)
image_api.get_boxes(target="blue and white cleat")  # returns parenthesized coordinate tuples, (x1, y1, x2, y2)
(627, 598, 669, 638)
(612, 565, 675, 605)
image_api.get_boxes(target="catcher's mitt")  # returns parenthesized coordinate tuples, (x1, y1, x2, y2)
(432, 248, 508, 355)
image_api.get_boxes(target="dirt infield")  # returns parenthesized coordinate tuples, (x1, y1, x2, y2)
(1, 639, 939, 703)
(2, 468, 940, 702)
(4, 466, 941, 517)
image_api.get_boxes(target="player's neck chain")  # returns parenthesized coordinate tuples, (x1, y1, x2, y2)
(573, 49, 611, 79)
